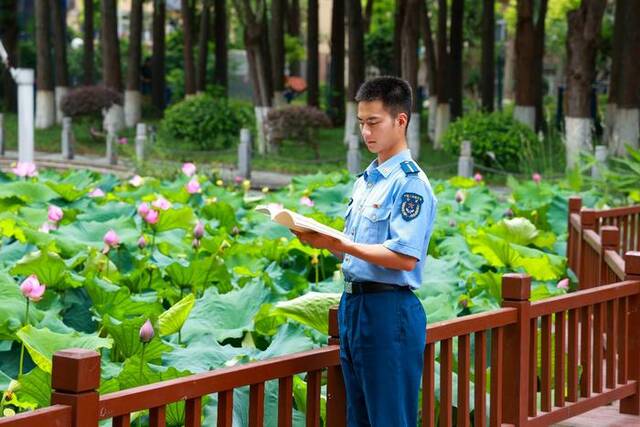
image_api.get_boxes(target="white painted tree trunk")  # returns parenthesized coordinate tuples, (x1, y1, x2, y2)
(610, 108, 640, 156)
(272, 91, 286, 108)
(35, 90, 55, 129)
(407, 113, 420, 160)
(54, 86, 68, 124)
(564, 117, 592, 170)
(434, 103, 450, 149)
(103, 104, 125, 133)
(428, 95, 437, 141)
(514, 105, 535, 130)
(254, 106, 271, 155)
(605, 103, 616, 147)
(124, 90, 142, 128)
(344, 101, 358, 145)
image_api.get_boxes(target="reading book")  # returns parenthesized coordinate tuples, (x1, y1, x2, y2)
(255, 203, 352, 242)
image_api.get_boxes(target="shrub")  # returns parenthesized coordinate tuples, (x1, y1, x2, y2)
(60, 86, 123, 118)
(265, 106, 332, 159)
(442, 112, 538, 172)
(161, 94, 252, 150)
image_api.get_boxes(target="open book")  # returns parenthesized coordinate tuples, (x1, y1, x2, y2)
(255, 203, 352, 242)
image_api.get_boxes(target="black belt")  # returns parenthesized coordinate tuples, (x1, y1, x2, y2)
(344, 281, 410, 294)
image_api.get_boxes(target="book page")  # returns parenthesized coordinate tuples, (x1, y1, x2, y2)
(255, 205, 351, 242)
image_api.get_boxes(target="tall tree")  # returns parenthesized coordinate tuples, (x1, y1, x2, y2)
(270, 0, 286, 105)
(286, 0, 300, 75)
(213, 0, 228, 92)
(50, 0, 69, 124)
(564, 0, 606, 168)
(605, 0, 626, 146)
(328, 0, 345, 125)
(152, 0, 167, 110)
(401, 0, 421, 157)
(514, 0, 536, 129)
(481, 0, 495, 112)
(434, 0, 450, 147)
(181, 0, 197, 96)
(307, 0, 319, 107)
(35, 0, 55, 128)
(125, 0, 144, 127)
(82, 0, 95, 85)
(197, 1, 211, 93)
(610, 0, 640, 155)
(363, 0, 375, 33)
(101, 0, 124, 130)
(449, 0, 464, 119)
(533, 0, 548, 132)
(345, 0, 365, 142)
(393, 0, 407, 76)
(421, 0, 438, 141)
(1, 0, 18, 112)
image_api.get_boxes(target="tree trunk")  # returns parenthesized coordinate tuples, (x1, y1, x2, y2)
(36, 0, 55, 129)
(606, 0, 627, 146)
(345, 0, 365, 142)
(50, 0, 69, 124)
(533, 0, 548, 132)
(213, 0, 228, 92)
(328, 0, 345, 126)
(82, 0, 94, 85)
(393, 0, 407, 76)
(197, 0, 210, 93)
(125, 0, 144, 127)
(287, 0, 300, 75)
(1, 0, 18, 112)
(421, 0, 437, 141)
(434, 0, 450, 147)
(152, 0, 166, 110)
(307, 0, 319, 107)
(481, 0, 495, 112)
(402, 0, 421, 158)
(181, 0, 196, 96)
(514, 0, 536, 129)
(270, 0, 286, 105)
(564, 0, 606, 168)
(363, 0, 375, 33)
(503, 34, 516, 102)
(449, 0, 463, 120)
(101, 0, 124, 130)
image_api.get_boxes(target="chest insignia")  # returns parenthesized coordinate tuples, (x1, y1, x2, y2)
(400, 192, 423, 221)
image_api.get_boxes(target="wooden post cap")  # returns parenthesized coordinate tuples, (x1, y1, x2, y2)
(502, 273, 531, 301)
(580, 209, 597, 229)
(52, 349, 101, 393)
(328, 306, 339, 338)
(600, 226, 620, 248)
(568, 197, 582, 212)
(625, 251, 640, 277)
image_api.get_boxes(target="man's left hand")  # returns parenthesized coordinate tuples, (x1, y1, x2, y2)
(292, 230, 344, 252)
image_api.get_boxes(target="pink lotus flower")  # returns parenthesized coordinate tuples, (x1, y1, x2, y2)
(20, 275, 46, 302)
(11, 162, 38, 178)
(474, 173, 483, 182)
(47, 205, 63, 223)
(152, 197, 171, 211)
(193, 221, 205, 239)
(557, 278, 569, 290)
(182, 162, 197, 177)
(118, 137, 128, 145)
(186, 178, 201, 194)
(300, 196, 314, 207)
(138, 202, 150, 218)
(129, 175, 143, 187)
(89, 188, 105, 198)
(532, 173, 542, 184)
(139, 319, 154, 343)
(234, 175, 243, 184)
(137, 236, 147, 249)
(144, 209, 159, 224)
(103, 229, 120, 251)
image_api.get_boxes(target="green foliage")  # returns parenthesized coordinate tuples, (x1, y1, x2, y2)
(442, 112, 539, 172)
(265, 106, 332, 159)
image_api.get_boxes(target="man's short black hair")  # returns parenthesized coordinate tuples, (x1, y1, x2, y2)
(354, 76, 413, 125)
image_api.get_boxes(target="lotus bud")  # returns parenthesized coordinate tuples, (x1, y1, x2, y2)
(137, 236, 147, 249)
(181, 162, 197, 177)
(455, 190, 465, 204)
(557, 278, 569, 290)
(20, 275, 46, 302)
(139, 319, 154, 343)
(532, 173, 542, 184)
(193, 221, 205, 239)
(144, 209, 159, 224)
(47, 205, 63, 223)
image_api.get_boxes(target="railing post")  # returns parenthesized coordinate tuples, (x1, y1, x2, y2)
(621, 252, 640, 415)
(579, 209, 597, 289)
(500, 273, 531, 427)
(457, 140, 474, 178)
(50, 349, 100, 427)
(567, 196, 582, 275)
(326, 306, 346, 426)
(600, 226, 620, 285)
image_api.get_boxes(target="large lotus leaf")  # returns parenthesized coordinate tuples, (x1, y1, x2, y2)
(271, 292, 341, 335)
(155, 229, 191, 256)
(0, 182, 60, 204)
(264, 262, 309, 297)
(0, 241, 31, 270)
(462, 187, 496, 218)
(309, 183, 352, 217)
(0, 217, 26, 241)
(15, 366, 50, 409)
(421, 294, 459, 323)
(181, 279, 270, 342)
(102, 315, 171, 361)
(44, 182, 87, 202)
(417, 256, 462, 298)
(487, 217, 556, 249)
(162, 338, 248, 373)
(165, 259, 211, 289)
(159, 294, 196, 336)
(85, 277, 163, 320)
(54, 217, 139, 249)
(75, 202, 136, 222)
(16, 325, 112, 373)
(201, 201, 238, 231)
(154, 206, 196, 232)
(11, 250, 69, 289)
(0, 369, 11, 393)
(546, 194, 569, 237)
(249, 322, 317, 361)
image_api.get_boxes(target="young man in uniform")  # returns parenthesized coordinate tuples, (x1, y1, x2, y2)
(293, 76, 437, 426)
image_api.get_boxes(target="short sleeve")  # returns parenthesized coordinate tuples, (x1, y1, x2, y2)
(382, 178, 434, 261)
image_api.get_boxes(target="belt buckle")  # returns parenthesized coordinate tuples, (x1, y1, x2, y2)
(345, 281, 353, 294)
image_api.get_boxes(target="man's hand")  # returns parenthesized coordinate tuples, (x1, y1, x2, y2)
(292, 230, 344, 252)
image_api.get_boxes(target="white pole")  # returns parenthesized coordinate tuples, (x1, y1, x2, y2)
(14, 68, 35, 163)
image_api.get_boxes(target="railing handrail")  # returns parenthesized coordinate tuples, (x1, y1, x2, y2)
(590, 205, 640, 218)
(604, 249, 626, 280)
(426, 307, 517, 344)
(0, 405, 72, 427)
(98, 345, 339, 419)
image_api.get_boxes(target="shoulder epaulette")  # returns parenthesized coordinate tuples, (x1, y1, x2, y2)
(400, 161, 420, 176)
(356, 171, 368, 181)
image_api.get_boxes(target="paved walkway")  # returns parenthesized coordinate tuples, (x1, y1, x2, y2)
(552, 401, 640, 426)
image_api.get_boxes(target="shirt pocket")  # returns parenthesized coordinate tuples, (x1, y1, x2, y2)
(360, 205, 392, 243)
(343, 204, 353, 233)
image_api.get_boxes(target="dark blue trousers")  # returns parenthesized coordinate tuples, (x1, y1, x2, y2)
(338, 289, 427, 426)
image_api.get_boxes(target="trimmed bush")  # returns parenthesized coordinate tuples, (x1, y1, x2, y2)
(266, 106, 332, 159)
(161, 94, 252, 150)
(60, 86, 123, 118)
(442, 112, 538, 172)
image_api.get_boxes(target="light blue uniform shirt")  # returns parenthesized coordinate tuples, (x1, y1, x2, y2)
(341, 149, 437, 290)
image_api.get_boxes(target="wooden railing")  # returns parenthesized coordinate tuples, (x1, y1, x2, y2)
(567, 196, 640, 287)
(2, 256, 640, 426)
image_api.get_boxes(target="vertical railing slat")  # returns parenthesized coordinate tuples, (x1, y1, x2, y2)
(567, 308, 580, 402)
(278, 376, 294, 427)
(473, 331, 487, 427)
(423, 343, 436, 427)
(555, 311, 566, 408)
(580, 305, 593, 398)
(457, 334, 471, 427)
(618, 297, 629, 384)
(606, 299, 619, 390)
(593, 303, 605, 393)
(528, 318, 537, 417)
(217, 390, 233, 427)
(440, 339, 453, 427)
(306, 370, 322, 427)
(489, 327, 503, 427)
(541, 315, 552, 412)
(249, 383, 265, 427)
(149, 406, 166, 427)
(185, 397, 202, 427)
(113, 415, 131, 427)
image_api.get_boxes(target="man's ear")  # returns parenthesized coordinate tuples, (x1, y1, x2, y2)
(396, 112, 409, 129)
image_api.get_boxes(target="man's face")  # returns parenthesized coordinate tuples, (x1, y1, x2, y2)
(357, 100, 406, 157)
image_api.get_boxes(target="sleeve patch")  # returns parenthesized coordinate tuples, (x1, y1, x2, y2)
(400, 192, 423, 221)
